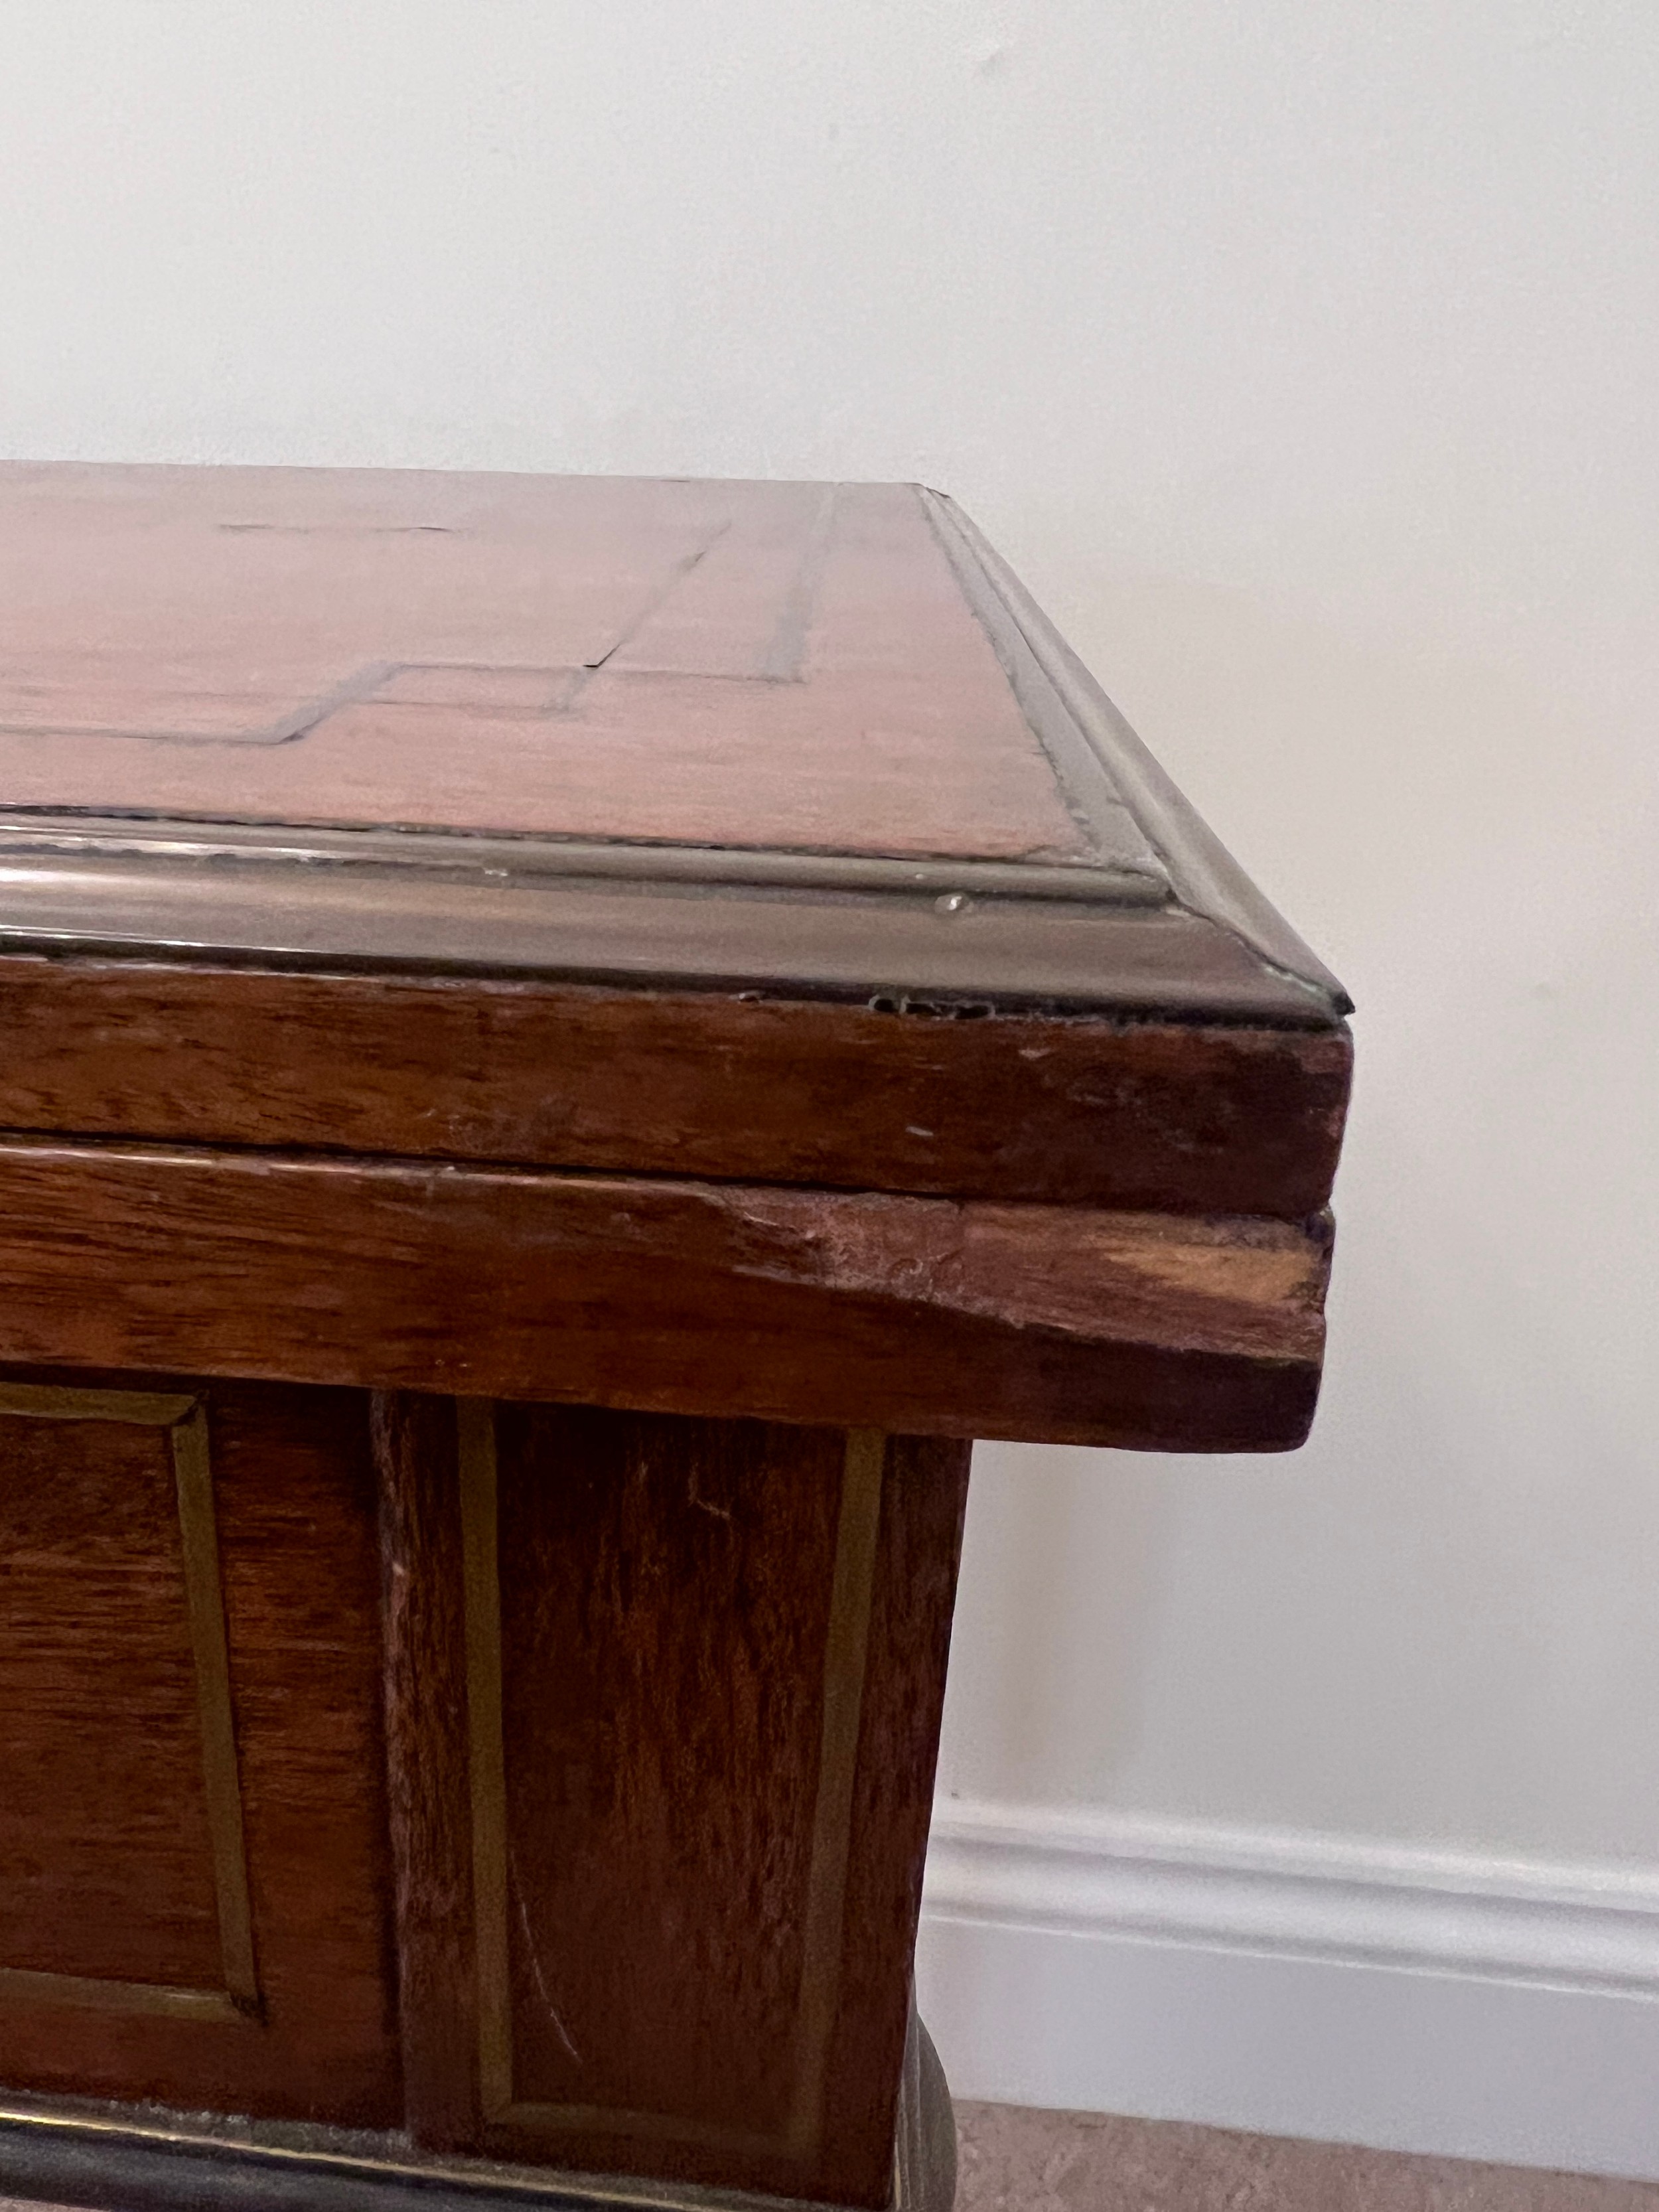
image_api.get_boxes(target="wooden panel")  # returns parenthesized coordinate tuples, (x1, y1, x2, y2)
(0, 1374, 400, 2125)
(0, 1391, 226, 2000)
(489, 1409, 845, 2153)
(375, 1402, 968, 2205)
(0, 1141, 1333, 1451)
(0, 958, 1352, 1217)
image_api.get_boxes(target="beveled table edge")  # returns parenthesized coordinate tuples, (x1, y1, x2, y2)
(0, 856, 1344, 1025)
(920, 490, 1348, 1011)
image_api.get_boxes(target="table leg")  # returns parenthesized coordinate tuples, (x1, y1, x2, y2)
(377, 1396, 970, 2211)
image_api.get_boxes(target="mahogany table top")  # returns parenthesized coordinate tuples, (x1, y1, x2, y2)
(0, 463, 1345, 1025)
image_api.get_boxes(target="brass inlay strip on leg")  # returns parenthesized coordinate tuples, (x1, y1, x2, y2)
(782, 1426, 885, 2158)
(0, 1382, 258, 2022)
(457, 1409, 888, 2164)
(171, 1400, 259, 2011)
(458, 1396, 514, 2118)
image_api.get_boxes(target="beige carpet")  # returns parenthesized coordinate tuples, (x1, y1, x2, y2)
(5, 2106, 1658, 2211)
(957, 2102, 1659, 2211)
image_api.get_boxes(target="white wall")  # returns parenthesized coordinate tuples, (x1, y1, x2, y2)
(5, 0, 1658, 2172)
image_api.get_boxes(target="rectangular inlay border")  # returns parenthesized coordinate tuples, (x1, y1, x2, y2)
(0, 1382, 257, 2022)
(456, 1404, 886, 2162)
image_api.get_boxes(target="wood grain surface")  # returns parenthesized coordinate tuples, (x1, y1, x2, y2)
(818, 1432, 972, 2207)
(0, 465, 1351, 1033)
(373, 1392, 479, 2149)
(373, 1401, 968, 2204)
(0, 1405, 223, 1992)
(0, 1140, 1332, 1450)
(492, 1410, 845, 2162)
(0, 958, 1352, 1216)
(0, 1377, 400, 2125)
(0, 469, 1134, 868)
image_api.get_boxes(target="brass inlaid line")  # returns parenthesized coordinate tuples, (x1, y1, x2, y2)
(171, 1400, 259, 2010)
(458, 1397, 514, 2118)
(555, 520, 735, 713)
(459, 1409, 729, 2143)
(783, 1428, 887, 2158)
(488, 2102, 797, 2158)
(0, 1966, 243, 2023)
(758, 486, 839, 684)
(0, 1383, 259, 2021)
(458, 1406, 888, 2165)
(0, 1382, 196, 1427)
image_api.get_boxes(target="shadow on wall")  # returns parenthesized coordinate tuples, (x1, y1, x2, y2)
(941, 1440, 1183, 1801)
(934, 554, 1659, 1858)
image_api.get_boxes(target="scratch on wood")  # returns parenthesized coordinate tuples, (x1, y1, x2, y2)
(508, 1840, 581, 2067)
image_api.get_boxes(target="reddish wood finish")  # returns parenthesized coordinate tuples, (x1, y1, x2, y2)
(0, 1407, 222, 1990)
(0, 467, 1350, 1033)
(0, 1140, 1332, 1451)
(0, 465, 1352, 2209)
(372, 1400, 969, 2207)
(819, 1434, 972, 2203)
(0, 471, 1092, 862)
(0, 1378, 400, 2125)
(490, 1410, 847, 2185)
(374, 1391, 480, 2149)
(0, 958, 1351, 1217)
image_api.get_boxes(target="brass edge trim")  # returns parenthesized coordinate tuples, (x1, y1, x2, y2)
(0, 2097, 678, 2204)
(170, 1398, 259, 2009)
(494, 2105, 782, 2157)
(891, 2010, 921, 2212)
(0, 1968, 241, 2023)
(458, 1398, 514, 2118)
(784, 1430, 887, 2160)
(0, 2091, 928, 2212)
(914, 491, 1159, 887)
(0, 1381, 197, 1426)
(918, 486, 1350, 1014)
(0, 859, 1336, 1023)
(0, 813, 1165, 908)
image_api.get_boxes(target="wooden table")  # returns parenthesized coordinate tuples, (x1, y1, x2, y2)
(0, 467, 1351, 2212)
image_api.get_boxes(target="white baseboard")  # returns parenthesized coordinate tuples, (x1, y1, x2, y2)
(918, 1800, 1659, 2183)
